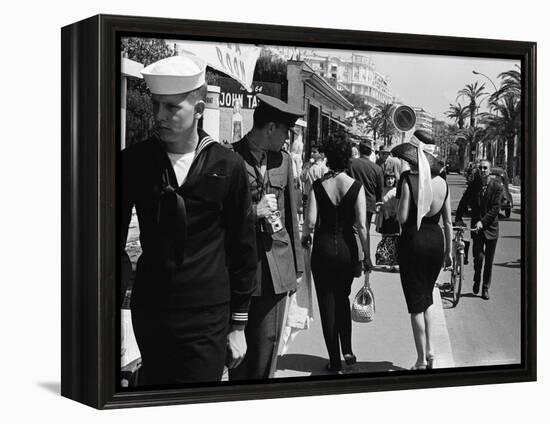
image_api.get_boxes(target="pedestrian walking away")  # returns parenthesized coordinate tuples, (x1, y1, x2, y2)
(348, 139, 384, 271)
(121, 53, 257, 386)
(302, 147, 328, 195)
(392, 130, 453, 370)
(302, 137, 369, 373)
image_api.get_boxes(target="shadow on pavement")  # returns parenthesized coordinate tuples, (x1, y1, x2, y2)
(276, 354, 331, 374)
(277, 354, 406, 374)
(439, 289, 479, 309)
(501, 235, 520, 239)
(347, 361, 407, 373)
(494, 260, 521, 268)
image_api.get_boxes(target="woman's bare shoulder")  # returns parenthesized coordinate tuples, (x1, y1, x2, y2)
(432, 175, 447, 189)
(430, 176, 448, 201)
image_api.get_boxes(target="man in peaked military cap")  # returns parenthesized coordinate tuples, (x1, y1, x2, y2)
(121, 53, 257, 385)
(229, 94, 305, 380)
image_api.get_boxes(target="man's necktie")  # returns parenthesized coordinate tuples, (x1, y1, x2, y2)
(258, 151, 267, 178)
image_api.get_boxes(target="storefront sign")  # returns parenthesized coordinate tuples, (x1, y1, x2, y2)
(217, 77, 282, 109)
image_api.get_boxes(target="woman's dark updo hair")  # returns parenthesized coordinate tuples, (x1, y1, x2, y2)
(322, 133, 352, 172)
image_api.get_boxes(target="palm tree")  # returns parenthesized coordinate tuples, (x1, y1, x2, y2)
(433, 122, 458, 164)
(458, 126, 485, 162)
(457, 82, 487, 128)
(489, 65, 521, 105)
(445, 102, 469, 129)
(364, 107, 380, 142)
(485, 65, 522, 178)
(370, 103, 395, 147)
(480, 95, 521, 177)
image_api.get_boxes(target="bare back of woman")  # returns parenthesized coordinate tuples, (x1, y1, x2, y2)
(320, 173, 356, 206)
(407, 173, 448, 217)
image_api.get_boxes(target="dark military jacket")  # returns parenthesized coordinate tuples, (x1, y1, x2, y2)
(121, 130, 257, 325)
(232, 136, 304, 296)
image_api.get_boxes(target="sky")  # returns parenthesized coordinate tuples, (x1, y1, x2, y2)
(155, 38, 520, 122)
(313, 47, 519, 121)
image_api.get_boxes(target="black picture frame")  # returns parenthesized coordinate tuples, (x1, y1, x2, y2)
(61, 14, 537, 409)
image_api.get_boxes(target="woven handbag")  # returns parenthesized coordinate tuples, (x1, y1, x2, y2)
(351, 272, 376, 323)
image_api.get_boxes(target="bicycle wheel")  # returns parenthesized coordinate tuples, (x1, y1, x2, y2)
(451, 252, 464, 306)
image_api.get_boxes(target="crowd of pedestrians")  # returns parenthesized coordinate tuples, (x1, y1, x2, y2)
(121, 52, 505, 385)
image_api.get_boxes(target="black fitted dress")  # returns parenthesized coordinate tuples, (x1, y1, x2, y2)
(311, 178, 361, 369)
(397, 171, 447, 313)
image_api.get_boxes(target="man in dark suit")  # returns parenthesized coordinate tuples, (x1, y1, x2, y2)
(348, 140, 384, 270)
(229, 94, 305, 380)
(121, 54, 257, 385)
(455, 159, 504, 300)
(376, 145, 390, 168)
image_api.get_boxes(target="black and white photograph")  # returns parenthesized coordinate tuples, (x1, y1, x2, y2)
(4, 0, 547, 421)
(119, 36, 525, 387)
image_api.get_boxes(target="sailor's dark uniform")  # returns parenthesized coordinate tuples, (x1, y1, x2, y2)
(121, 130, 257, 385)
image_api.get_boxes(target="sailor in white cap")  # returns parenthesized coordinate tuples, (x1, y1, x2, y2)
(121, 52, 257, 386)
(141, 54, 209, 149)
(229, 94, 305, 380)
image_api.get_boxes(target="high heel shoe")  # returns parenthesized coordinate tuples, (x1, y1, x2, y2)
(343, 354, 357, 366)
(426, 354, 436, 370)
(410, 362, 427, 370)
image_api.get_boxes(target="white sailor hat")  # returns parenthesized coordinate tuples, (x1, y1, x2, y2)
(141, 53, 206, 95)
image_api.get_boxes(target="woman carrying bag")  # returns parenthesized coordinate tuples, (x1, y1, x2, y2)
(301, 136, 369, 373)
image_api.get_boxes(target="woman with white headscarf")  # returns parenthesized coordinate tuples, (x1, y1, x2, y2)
(392, 130, 452, 370)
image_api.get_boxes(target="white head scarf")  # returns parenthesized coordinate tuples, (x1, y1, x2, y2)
(409, 136, 433, 230)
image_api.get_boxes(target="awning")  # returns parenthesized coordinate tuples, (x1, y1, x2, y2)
(168, 41, 261, 92)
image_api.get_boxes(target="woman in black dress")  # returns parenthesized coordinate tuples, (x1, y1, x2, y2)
(301, 138, 369, 373)
(392, 131, 452, 370)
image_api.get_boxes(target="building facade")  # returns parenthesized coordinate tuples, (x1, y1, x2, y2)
(412, 106, 435, 136)
(286, 60, 354, 157)
(269, 48, 394, 108)
(301, 53, 393, 107)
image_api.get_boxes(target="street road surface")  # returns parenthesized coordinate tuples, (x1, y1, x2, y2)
(442, 173, 521, 367)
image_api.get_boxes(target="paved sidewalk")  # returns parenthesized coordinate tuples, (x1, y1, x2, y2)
(125, 211, 454, 378)
(274, 232, 454, 377)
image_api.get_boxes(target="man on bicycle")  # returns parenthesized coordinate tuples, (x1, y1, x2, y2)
(455, 159, 504, 300)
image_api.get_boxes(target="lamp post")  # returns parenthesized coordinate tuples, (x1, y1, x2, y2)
(472, 70, 498, 92)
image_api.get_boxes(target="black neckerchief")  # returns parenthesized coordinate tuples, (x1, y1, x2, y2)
(157, 128, 217, 270)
